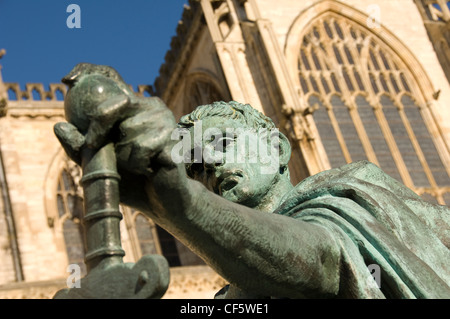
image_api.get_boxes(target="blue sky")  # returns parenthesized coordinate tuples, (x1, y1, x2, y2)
(0, 0, 189, 91)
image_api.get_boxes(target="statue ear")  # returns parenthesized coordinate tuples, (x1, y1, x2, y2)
(278, 131, 291, 169)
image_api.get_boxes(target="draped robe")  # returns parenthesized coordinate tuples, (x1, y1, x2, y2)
(217, 161, 450, 298)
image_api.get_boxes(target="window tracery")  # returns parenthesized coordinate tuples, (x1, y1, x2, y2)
(55, 164, 86, 275)
(187, 79, 225, 112)
(298, 13, 450, 204)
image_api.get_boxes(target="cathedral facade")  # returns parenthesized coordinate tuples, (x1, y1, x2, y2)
(0, 0, 449, 298)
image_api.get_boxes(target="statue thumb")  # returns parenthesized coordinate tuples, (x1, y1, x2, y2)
(54, 122, 85, 165)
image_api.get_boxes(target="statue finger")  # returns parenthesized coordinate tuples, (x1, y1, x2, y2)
(116, 125, 173, 176)
(116, 133, 160, 176)
(54, 122, 85, 165)
(117, 106, 175, 141)
(85, 95, 131, 149)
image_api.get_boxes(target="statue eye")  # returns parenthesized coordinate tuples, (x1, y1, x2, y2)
(186, 147, 204, 177)
(221, 137, 233, 149)
(216, 134, 235, 150)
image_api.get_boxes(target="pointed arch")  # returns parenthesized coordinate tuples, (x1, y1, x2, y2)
(183, 70, 230, 114)
(284, 0, 450, 204)
(284, 0, 436, 102)
(44, 149, 86, 272)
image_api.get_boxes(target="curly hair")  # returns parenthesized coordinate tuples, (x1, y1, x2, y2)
(178, 100, 291, 178)
(178, 101, 276, 130)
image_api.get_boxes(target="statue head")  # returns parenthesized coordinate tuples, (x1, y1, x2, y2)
(178, 101, 292, 209)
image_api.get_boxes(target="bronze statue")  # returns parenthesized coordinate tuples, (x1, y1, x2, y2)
(53, 64, 169, 299)
(54, 63, 450, 298)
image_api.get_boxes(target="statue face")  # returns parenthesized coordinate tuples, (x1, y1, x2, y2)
(186, 116, 281, 208)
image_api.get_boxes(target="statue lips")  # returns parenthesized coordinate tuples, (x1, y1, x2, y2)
(216, 170, 244, 195)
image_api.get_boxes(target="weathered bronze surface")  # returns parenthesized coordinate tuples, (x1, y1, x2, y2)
(54, 63, 450, 299)
(53, 64, 169, 299)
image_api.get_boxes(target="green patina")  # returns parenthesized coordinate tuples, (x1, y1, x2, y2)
(54, 63, 450, 299)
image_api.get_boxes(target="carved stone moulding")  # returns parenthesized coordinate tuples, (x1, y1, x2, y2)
(5, 83, 67, 102)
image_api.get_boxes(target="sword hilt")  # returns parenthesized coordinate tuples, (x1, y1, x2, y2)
(80, 142, 124, 272)
(53, 63, 170, 299)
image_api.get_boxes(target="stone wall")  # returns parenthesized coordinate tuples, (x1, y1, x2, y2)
(0, 265, 227, 299)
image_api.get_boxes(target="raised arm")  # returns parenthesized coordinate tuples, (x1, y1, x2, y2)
(146, 164, 341, 298)
(55, 78, 341, 298)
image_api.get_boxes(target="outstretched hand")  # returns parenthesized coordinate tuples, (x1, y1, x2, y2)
(58, 94, 177, 171)
(54, 94, 181, 211)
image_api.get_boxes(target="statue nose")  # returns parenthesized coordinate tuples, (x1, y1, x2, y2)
(203, 145, 224, 171)
(204, 158, 223, 171)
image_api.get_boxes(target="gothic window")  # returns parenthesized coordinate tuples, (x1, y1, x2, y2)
(125, 208, 204, 267)
(298, 13, 450, 204)
(56, 167, 86, 275)
(187, 79, 225, 112)
(134, 212, 161, 256)
(155, 227, 182, 267)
